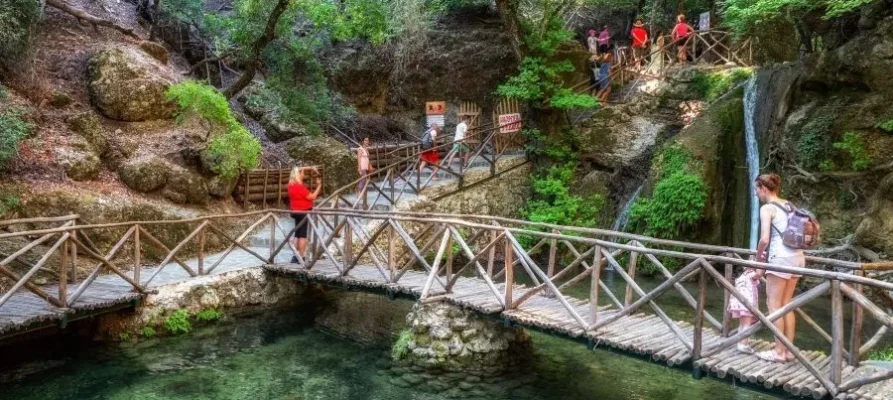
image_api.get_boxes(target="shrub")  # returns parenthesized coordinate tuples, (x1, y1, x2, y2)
(876, 120, 893, 133)
(391, 329, 412, 360)
(0, 0, 42, 60)
(524, 163, 604, 228)
(832, 132, 871, 171)
(652, 144, 693, 179)
(195, 308, 223, 322)
(140, 326, 157, 338)
(0, 193, 21, 216)
(796, 113, 835, 169)
(163, 309, 191, 335)
(629, 172, 707, 239)
(0, 110, 33, 171)
(166, 81, 260, 179)
(690, 68, 753, 101)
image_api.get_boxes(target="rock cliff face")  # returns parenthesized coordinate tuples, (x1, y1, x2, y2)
(88, 47, 180, 122)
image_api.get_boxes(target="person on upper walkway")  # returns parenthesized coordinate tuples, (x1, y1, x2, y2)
(596, 50, 613, 103)
(630, 19, 649, 69)
(598, 26, 611, 54)
(419, 123, 441, 181)
(288, 166, 322, 263)
(445, 115, 470, 170)
(751, 173, 804, 363)
(587, 29, 599, 55)
(672, 14, 694, 64)
(356, 137, 373, 193)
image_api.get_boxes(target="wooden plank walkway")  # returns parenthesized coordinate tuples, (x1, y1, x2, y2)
(0, 246, 293, 338)
(265, 260, 893, 400)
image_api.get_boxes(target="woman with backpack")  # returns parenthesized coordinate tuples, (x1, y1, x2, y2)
(751, 173, 815, 363)
(419, 123, 440, 180)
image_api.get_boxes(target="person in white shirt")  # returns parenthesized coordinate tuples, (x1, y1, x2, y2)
(445, 115, 470, 170)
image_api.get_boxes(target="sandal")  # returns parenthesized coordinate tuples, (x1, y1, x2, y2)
(756, 350, 786, 363)
(736, 343, 754, 354)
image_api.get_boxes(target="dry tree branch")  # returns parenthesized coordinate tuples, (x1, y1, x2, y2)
(45, 0, 143, 40)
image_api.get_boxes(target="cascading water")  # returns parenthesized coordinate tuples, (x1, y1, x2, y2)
(611, 184, 644, 232)
(743, 76, 760, 249)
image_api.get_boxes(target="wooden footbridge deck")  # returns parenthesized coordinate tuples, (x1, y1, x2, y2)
(2, 208, 893, 399)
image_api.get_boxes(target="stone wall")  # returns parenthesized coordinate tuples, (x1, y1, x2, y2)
(314, 291, 414, 345)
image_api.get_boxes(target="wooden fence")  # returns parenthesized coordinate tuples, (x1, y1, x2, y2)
(234, 166, 323, 208)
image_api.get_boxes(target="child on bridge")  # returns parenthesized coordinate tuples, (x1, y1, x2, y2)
(729, 268, 760, 354)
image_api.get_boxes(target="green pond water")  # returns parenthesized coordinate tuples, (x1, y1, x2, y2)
(0, 302, 779, 400)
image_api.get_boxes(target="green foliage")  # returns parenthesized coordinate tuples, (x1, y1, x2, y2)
(869, 346, 893, 361)
(0, 193, 21, 217)
(0, 109, 33, 171)
(161, 0, 206, 23)
(715, 98, 745, 135)
(140, 326, 157, 338)
(118, 332, 132, 341)
(164, 309, 192, 335)
(818, 159, 835, 172)
(877, 120, 893, 133)
(795, 113, 835, 169)
(832, 132, 871, 171)
(391, 329, 412, 360)
(629, 145, 707, 239)
(0, 0, 42, 60)
(690, 68, 753, 101)
(722, 0, 872, 36)
(166, 81, 261, 179)
(497, 57, 597, 110)
(524, 163, 605, 228)
(195, 308, 224, 322)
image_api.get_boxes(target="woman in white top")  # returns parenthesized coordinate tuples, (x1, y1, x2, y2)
(357, 137, 372, 192)
(752, 173, 804, 363)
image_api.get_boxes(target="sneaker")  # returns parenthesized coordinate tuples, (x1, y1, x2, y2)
(736, 343, 754, 354)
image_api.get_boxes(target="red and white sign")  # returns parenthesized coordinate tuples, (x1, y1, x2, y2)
(425, 101, 446, 115)
(498, 113, 522, 133)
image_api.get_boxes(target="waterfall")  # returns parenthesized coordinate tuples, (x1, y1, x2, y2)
(611, 184, 644, 232)
(743, 76, 760, 249)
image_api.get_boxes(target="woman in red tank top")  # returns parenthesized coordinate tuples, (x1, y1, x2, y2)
(671, 14, 694, 64)
(287, 166, 322, 263)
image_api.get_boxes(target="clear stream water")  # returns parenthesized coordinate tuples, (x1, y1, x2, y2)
(1, 271, 886, 400)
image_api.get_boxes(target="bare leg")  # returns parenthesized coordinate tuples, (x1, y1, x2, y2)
(782, 276, 800, 359)
(739, 315, 755, 344)
(296, 237, 308, 259)
(766, 274, 788, 358)
(462, 150, 470, 169)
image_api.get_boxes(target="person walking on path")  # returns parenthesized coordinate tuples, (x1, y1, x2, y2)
(598, 26, 611, 54)
(672, 14, 694, 64)
(587, 29, 599, 55)
(596, 50, 613, 103)
(419, 123, 441, 180)
(729, 268, 760, 354)
(445, 115, 470, 170)
(356, 137, 373, 193)
(630, 19, 649, 69)
(288, 166, 322, 263)
(751, 173, 805, 363)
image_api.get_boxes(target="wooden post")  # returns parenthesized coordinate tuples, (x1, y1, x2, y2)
(547, 229, 558, 278)
(487, 230, 497, 277)
(388, 222, 395, 282)
(693, 268, 707, 366)
(722, 263, 733, 337)
(504, 236, 514, 309)
(70, 230, 78, 284)
(831, 280, 844, 386)
(263, 168, 269, 208)
(624, 250, 639, 306)
(58, 237, 69, 308)
(589, 246, 603, 327)
(244, 174, 250, 208)
(849, 270, 864, 366)
(343, 220, 352, 271)
(197, 226, 204, 275)
(445, 233, 454, 291)
(269, 217, 276, 262)
(134, 225, 141, 284)
(389, 166, 396, 208)
(277, 169, 283, 209)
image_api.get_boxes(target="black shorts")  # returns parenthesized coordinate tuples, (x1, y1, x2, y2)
(599, 44, 609, 53)
(291, 212, 309, 239)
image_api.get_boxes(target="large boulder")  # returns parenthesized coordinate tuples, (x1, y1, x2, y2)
(813, 19, 893, 93)
(854, 171, 893, 257)
(284, 135, 356, 192)
(163, 166, 210, 205)
(118, 156, 170, 193)
(88, 47, 179, 122)
(57, 147, 101, 181)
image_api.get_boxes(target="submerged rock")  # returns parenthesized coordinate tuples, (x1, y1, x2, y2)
(88, 47, 179, 122)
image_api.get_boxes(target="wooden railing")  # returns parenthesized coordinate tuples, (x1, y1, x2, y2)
(234, 166, 324, 208)
(3, 210, 892, 396)
(321, 119, 528, 211)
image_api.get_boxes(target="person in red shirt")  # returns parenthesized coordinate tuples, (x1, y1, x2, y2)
(630, 19, 649, 69)
(288, 166, 322, 263)
(672, 14, 694, 64)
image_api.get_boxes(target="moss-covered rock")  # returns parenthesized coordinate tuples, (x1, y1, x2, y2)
(58, 147, 101, 181)
(67, 111, 108, 155)
(119, 156, 170, 193)
(88, 47, 179, 122)
(163, 166, 209, 205)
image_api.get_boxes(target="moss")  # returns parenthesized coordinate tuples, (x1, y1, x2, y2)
(163, 309, 191, 335)
(140, 326, 157, 338)
(194, 308, 223, 323)
(391, 329, 412, 360)
(690, 68, 753, 101)
(795, 111, 836, 169)
(714, 97, 745, 136)
(878, 119, 893, 133)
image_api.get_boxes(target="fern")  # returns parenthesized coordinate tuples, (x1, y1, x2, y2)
(164, 309, 192, 335)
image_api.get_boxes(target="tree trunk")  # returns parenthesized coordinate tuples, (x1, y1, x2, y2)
(222, 0, 291, 99)
(495, 0, 523, 61)
(45, 0, 142, 40)
(649, 0, 665, 35)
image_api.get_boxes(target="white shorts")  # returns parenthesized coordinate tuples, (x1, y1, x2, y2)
(766, 254, 805, 280)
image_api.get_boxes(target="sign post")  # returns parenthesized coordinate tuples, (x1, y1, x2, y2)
(497, 113, 522, 133)
(425, 101, 446, 130)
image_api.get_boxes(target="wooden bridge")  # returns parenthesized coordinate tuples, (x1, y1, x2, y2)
(1, 207, 893, 399)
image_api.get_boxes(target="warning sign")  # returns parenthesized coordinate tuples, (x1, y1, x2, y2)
(425, 101, 446, 115)
(498, 113, 522, 133)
